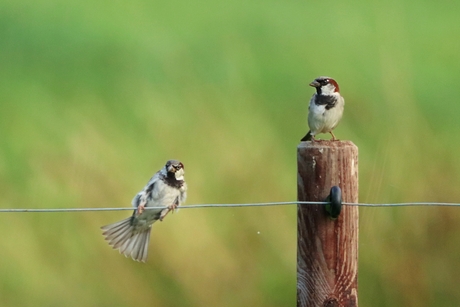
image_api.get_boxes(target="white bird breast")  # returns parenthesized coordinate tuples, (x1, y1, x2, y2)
(149, 181, 184, 207)
(308, 95, 344, 134)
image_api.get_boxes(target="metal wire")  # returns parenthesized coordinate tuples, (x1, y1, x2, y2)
(0, 201, 459, 213)
(346, 202, 460, 207)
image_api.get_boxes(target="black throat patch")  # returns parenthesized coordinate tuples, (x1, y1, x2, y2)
(314, 95, 338, 110)
(164, 173, 184, 189)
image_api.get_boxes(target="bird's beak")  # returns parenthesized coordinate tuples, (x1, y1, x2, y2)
(167, 165, 177, 173)
(309, 81, 320, 88)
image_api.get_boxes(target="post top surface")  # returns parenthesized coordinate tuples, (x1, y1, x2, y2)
(297, 140, 357, 150)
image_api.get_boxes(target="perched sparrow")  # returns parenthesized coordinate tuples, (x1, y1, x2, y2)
(300, 76, 345, 141)
(101, 160, 187, 262)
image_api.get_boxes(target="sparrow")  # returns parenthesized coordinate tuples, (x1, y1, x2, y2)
(300, 76, 345, 142)
(101, 159, 187, 262)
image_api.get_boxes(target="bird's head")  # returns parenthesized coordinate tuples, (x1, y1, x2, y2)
(165, 160, 185, 181)
(309, 76, 340, 95)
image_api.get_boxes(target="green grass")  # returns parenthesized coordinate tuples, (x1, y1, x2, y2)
(1, 0, 460, 306)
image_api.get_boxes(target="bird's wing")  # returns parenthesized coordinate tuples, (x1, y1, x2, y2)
(131, 173, 161, 208)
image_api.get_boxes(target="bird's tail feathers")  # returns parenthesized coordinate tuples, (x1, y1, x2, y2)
(300, 131, 313, 142)
(101, 217, 151, 262)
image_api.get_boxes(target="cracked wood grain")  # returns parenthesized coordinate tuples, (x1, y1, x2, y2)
(297, 141, 359, 307)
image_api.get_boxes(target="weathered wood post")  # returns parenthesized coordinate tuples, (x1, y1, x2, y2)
(297, 141, 359, 307)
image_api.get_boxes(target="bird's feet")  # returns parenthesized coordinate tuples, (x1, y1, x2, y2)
(137, 202, 146, 215)
(328, 131, 340, 141)
(159, 203, 179, 221)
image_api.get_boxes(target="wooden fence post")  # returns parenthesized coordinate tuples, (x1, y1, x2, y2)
(297, 141, 359, 307)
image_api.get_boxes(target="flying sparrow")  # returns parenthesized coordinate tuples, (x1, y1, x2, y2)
(101, 160, 187, 262)
(300, 76, 345, 142)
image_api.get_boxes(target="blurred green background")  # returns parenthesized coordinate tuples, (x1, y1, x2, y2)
(1, 0, 460, 306)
